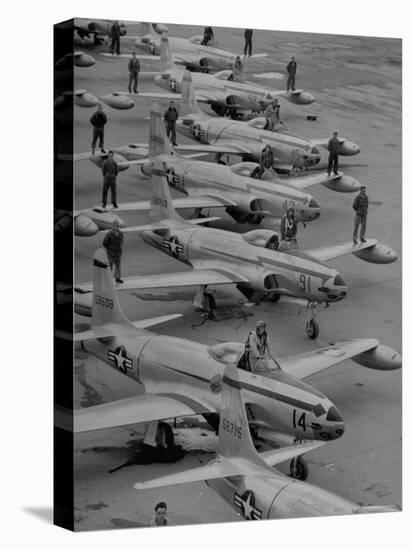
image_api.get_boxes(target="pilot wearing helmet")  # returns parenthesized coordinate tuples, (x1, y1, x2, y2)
(240, 321, 278, 373)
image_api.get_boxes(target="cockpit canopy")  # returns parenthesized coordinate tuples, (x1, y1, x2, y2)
(242, 229, 280, 250)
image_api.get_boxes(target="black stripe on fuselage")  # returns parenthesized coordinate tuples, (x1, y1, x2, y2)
(157, 363, 321, 413)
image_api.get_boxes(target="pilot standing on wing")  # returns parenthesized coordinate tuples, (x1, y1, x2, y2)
(327, 130, 340, 176)
(90, 103, 107, 155)
(244, 28, 253, 57)
(352, 185, 369, 244)
(163, 101, 179, 146)
(128, 52, 140, 94)
(286, 56, 297, 92)
(110, 20, 121, 55)
(247, 321, 277, 372)
(280, 207, 298, 249)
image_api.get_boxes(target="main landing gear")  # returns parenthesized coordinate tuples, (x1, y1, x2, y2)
(289, 456, 309, 481)
(139, 420, 184, 463)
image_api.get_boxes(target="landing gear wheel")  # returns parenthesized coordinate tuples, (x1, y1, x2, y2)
(306, 318, 319, 340)
(290, 456, 308, 480)
(156, 422, 174, 450)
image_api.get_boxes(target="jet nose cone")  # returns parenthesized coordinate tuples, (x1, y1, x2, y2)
(306, 198, 321, 220)
(318, 406, 345, 440)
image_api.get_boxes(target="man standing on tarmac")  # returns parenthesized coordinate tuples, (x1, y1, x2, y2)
(327, 130, 340, 176)
(286, 56, 297, 91)
(352, 186, 369, 244)
(163, 101, 179, 146)
(103, 219, 124, 284)
(101, 151, 119, 209)
(128, 52, 140, 94)
(110, 20, 121, 55)
(90, 103, 107, 155)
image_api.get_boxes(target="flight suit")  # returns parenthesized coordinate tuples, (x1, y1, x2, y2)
(327, 136, 340, 175)
(90, 110, 107, 153)
(286, 60, 297, 91)
(101, 158, 119, 208)
(128, 57, 140, 93)
(163, 107, 179, 145)
(353, 193, 369, 241)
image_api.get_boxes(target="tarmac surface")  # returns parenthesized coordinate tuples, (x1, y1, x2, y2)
(72, 22, 401, 531)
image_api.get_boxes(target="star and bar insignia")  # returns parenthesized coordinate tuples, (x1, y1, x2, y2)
(163, 235, 184, 257)
(191, 124, 205, 141)
(108, 347, 133, 373)
(234, 490, 263, 520)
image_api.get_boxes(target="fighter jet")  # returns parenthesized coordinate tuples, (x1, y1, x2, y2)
(131, 23, 267, 72)
(135, 363, 400, 518)
(78, 159, 396, 338)
(55, 207, 126, 237)
(74, 18, 127, 45)
(71, 248, 400, 479)
(171, 71, 359, 172)
(110, 105, 361, 230)
(133, 33, 315, 118)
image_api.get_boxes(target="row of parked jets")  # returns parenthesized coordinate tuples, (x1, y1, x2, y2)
(56, 22, 401, 523)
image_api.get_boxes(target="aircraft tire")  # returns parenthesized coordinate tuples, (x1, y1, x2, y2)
(289, 456, 308, 481)
(156, 422, 175, 450)
(306, 319, 319, 340)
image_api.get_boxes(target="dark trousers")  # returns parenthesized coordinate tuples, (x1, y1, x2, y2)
(244, 36, 252, 56)
(286, 73, 296, 91)
(353, 214, 367, 240)
(128, 72, 139, 93)
(102, 176, 117, 207)
(327, 152, 339, 174)
(92, 127, 104, 151)
(111, 35, 120, 55)
(166, 122, 177, 145)
(107, 252, 122, 279)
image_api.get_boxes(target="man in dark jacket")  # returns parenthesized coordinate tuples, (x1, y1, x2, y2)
(201, 27, 214, 46)
(163, 101, 179, 146)
(90, 103, 107, 155)
(101, 151, 119, 209)
(128, 52, 140, 94)
(286, 57, 297, 91)
(327, 130, 340, 176)
(103, 219, 124, 283)
(244, 29, 253, 57)
(352, 186, 369, 244)
(111, 20, 121, 55)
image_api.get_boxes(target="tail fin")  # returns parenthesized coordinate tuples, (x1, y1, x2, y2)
(91, 249, 133, 328)
(141, 22, 156, 36)
(149, 103, 173, 157)
(217, 364, 259, 461)
(159, 32, 176, 69)
(150, 159, 183, 223)
(180, 70, 203, 117)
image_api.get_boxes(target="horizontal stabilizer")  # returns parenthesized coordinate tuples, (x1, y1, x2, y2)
(72, 314, 182, 341)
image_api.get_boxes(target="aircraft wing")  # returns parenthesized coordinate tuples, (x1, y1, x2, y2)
(112, 195, 233, 213)
(100, 53, 161, 60)
(303, 238, 378, 262)
(111, 268, 249, 292)
(70, 315, 182, 341)
(285, 172, 347, 190)
(121, 216, 221, 233)
(75, 393, 216, 433)
(278, 338, 380, 379)
(174, 142, 251, 155)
